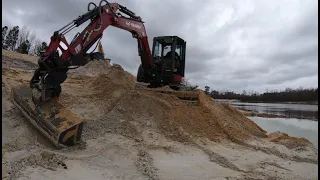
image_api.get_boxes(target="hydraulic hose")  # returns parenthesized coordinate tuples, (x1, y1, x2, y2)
(87, 0, 116, 32)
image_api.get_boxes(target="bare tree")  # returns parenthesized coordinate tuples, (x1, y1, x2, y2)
(29, 38, 42, 56)
(16, 25, 31, 50)
(180, 78, 198, 91)
(28, 31, 36, 48)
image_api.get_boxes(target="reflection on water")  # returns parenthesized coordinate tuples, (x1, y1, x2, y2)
(216, 99, 318, 120)
(249, 117, 318, 149)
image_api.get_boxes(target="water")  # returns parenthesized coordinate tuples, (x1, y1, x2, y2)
(215, 99, 318, 148)
(215, 99, 318, 120)
(249, 117, 318, 149)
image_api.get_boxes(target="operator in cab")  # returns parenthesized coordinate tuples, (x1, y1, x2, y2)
(165, 49, 180, 72)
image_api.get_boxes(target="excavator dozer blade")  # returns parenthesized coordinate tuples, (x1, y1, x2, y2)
(10, 85, 84, 148)
(136, 83, 200, 105)
(152, 89, 200, 105)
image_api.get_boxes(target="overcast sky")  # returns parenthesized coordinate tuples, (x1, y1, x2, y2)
(2, 0, 318, 93)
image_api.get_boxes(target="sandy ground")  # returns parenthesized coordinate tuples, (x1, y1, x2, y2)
(2, 50, 318, 180)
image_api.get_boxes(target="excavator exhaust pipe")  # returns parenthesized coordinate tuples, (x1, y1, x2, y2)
(10, 85, 84, 148)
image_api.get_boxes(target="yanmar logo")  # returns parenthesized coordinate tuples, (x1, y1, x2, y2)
(125, 21, 142, 29)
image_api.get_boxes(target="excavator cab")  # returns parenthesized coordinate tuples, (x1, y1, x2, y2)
(152, 36, 186, 81)
(137, 36, 186, 88)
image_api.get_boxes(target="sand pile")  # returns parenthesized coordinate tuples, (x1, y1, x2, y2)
(2, 49, 38, 63)
(69, 59, 112, 77)
(265, 131, 314, 149)
(61, 61, 272, 146)
(90, 65, 136, 91)
(2, 55, 313, 148)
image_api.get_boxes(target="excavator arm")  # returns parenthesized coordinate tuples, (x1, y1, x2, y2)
(30, 1, 153, 103)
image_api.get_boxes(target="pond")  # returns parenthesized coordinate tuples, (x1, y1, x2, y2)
(215, 99, 318, 120)
(249, 117, 318, 149)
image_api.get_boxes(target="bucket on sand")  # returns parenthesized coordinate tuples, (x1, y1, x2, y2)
(10, 85, 84, 148)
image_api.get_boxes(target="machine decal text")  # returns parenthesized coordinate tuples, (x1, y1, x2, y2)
(125, 21, 141, 29)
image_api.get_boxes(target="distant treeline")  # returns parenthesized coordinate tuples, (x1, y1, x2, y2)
(2, 25, 48, 56)
(204, 86, 318, 103)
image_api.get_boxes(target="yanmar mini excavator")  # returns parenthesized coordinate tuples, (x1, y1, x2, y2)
(11, 1, 189, 148)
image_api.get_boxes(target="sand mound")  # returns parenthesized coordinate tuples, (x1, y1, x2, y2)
(2, 49, 38, 64)
(2, 51, 313, 148)
(3, 52, 312, 148)
(196, 92, 267, 141)
(90, 66, 136, 90)
(266, 131, 313, 149)
(61, 61, 270, 145)
(69, 60, 112, 77)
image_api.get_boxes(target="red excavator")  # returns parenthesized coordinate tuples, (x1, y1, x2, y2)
(11, 1, 188, 148)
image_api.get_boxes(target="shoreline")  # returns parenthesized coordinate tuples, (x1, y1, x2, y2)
(238, 109, 318, 121)
(239, 101, 318, 105)
(215, 99, 318, 105)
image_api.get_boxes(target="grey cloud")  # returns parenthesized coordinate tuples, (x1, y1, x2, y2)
(265, 61, 318, 85)
(266, 43, 318, 64)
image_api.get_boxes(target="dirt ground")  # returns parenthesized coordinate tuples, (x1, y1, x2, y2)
(2, 50, 318, 180)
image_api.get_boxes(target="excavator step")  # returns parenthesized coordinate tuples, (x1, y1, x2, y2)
(10, 85, 84, 148)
